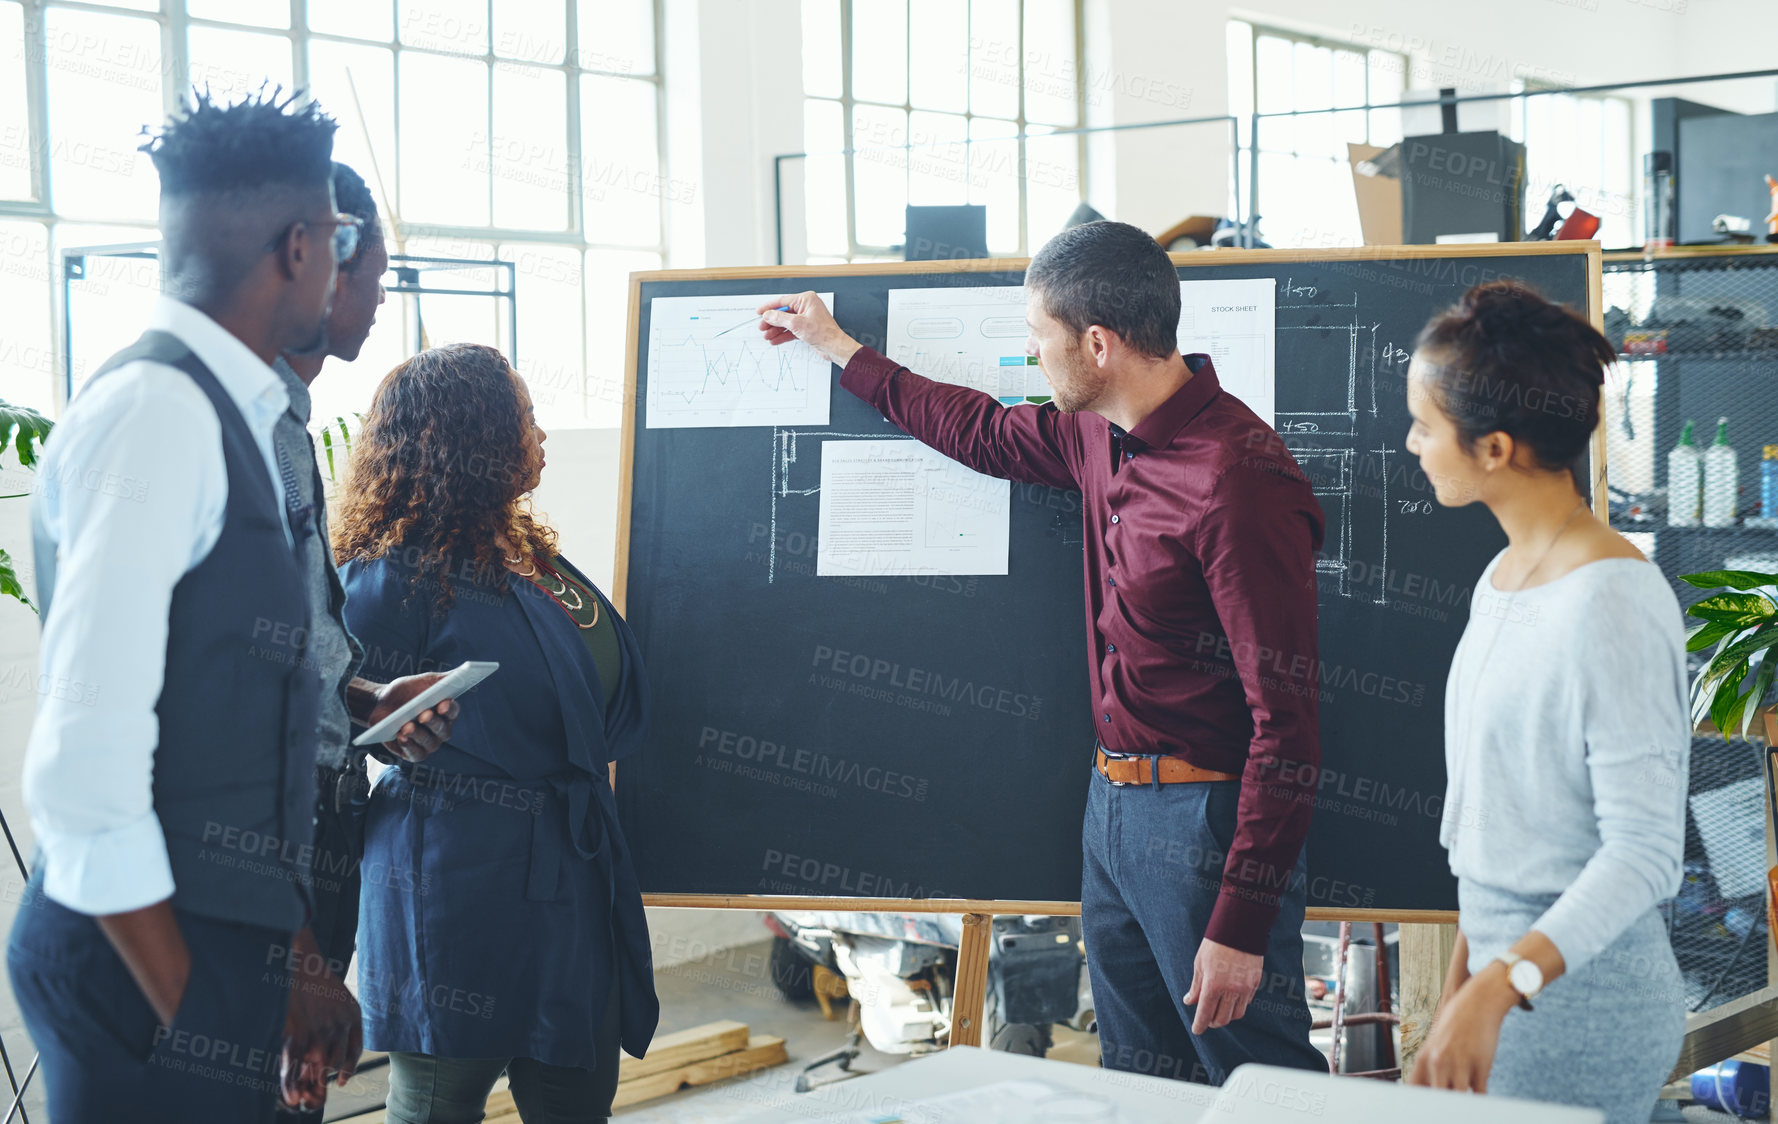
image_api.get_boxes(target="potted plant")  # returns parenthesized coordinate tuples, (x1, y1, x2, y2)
(1683, 567, 1778, 738)
(0, 399, 52, 611)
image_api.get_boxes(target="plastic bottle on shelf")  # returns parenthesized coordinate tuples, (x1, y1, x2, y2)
(1703, 417, 1739, 528)
(1669, 420, 1702, 527)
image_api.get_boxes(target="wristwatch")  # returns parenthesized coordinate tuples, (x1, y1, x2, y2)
(1495, 952, 1542, 1011)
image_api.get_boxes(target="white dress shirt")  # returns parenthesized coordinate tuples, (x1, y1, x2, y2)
(26, 296, 291, 915)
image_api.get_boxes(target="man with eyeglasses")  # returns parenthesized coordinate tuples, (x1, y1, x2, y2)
(8, 91, 442, 1123)
(267, 161, 463, 1122)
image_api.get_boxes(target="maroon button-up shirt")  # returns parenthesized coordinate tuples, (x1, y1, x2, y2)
(841, 347, 1324, 954)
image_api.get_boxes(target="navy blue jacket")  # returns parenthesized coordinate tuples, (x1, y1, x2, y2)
(340, 551, 658, 1066)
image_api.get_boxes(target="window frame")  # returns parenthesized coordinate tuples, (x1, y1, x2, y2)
(1230, 19, 1407, 248)
(803, 0, 1089, 262)
(0, 0, 669, 425)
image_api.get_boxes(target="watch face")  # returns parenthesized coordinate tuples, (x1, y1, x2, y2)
(1509, 958, 1543, 997)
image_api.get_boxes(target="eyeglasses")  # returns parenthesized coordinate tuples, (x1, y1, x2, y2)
(265, 213, 364, 266)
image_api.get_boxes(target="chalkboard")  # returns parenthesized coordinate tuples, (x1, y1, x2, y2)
(614, 244, 1599, 917)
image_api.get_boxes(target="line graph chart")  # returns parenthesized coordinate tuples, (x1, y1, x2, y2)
(646, 293, 835, 428)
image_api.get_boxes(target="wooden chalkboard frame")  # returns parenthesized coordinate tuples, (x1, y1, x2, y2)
(615, 242, 1601, 1047)
(615, 242, 1601, 923)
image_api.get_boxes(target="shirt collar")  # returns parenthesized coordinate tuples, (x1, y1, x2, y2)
(147, 296, 289, 431)
(1124, 354, 1221, 451)
(270, 356, 312, 425)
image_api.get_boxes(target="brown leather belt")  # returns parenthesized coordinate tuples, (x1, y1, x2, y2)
(1095, 747, 1240, 786)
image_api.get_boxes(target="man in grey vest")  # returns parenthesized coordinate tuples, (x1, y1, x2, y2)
(269, 161, 460, 1120)
(7, 91, 440, 1123)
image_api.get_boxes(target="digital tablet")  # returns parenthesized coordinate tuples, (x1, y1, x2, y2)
(351, 660, 498, 747)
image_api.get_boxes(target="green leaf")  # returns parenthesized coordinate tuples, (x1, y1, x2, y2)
(1688, 592, 1778, 624)
(320, 426, 336, 480)
(1688, 619, 1741, 652)
(1711, 659, 1750, 734)
(1679, 569, 1778, 592)
(0, 548, 35, 613)
(1741, 656, 1778, 738)
(0, 399, 52, 471)
(1708, 623, 1778, 674)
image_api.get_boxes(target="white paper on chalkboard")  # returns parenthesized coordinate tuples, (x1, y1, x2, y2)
(885, 285, 1045, 406)
(1179, 277, 1277, 426)
(816, 440, 1010, 577)
(645, 293, 834, 428)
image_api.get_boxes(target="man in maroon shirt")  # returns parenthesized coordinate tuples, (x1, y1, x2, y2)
(757, 221, 1326, 1084)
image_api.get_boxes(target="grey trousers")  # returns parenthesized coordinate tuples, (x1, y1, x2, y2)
(1460, 880, 1684, 1124)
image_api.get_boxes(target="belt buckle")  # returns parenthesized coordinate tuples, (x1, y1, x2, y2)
(1099, 750, 1133, 787)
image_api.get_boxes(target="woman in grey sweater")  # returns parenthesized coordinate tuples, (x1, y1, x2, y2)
(1404, 281, 1688, 1123)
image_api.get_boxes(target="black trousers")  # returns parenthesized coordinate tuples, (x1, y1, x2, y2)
(8, 875, 293, 1124)
(274, 764, 369, 1124)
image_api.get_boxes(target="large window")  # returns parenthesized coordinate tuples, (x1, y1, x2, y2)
(799, 0, 1084, 263)
(1226, 19, 1406, 249)
(0, 0, 667, 429)
(1511, 84, 1637, 250)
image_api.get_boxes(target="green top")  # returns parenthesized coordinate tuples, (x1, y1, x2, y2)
(538, 557, 623, 710)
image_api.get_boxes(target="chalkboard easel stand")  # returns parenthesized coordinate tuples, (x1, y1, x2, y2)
(619, 244, 1605, 1061)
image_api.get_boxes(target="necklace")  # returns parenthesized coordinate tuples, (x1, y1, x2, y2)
(1453, 499, 1588, 785)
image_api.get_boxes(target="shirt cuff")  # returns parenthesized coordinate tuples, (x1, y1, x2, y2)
(1204, 883, 1281, 957)
(38, 815, 176, 916)
(839, 346, 897, 405)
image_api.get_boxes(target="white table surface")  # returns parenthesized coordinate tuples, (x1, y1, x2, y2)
(723, 1048, 1607, 1123)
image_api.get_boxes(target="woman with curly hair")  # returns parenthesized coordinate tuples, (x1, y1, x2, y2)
(333, 343, 657, 1124)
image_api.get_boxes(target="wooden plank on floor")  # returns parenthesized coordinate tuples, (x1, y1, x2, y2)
(612, 1034, 790, 1109)
(613, 1066, 690, 1109)
(619, 1019, 750, 1081)
(684, 1035, 788, 1086)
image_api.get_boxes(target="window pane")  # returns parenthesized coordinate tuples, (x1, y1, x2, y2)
(967, 116, 1017, 253)
(57, 224, 162, 402)
(802, 0, 841, 97)
(906, 110, 965, 207)
(0, 222, 53, 413)
(1026, 128, 1078, 250)
(803, 98, 847, 255)
(44, 9, 161, 222)
(908, 0, 965, 113)
(1367, 50, 1404, 145)
(189, 28, 295, 104)
(1023, 0, 1077, 127)
(495, 0, 565, 63)
(580, 75, 659, 245)
(583, 248, 658, 427)
(399, 52, 490, 225)
(1333, 49, 1365, 109)
(492, 65, 568, 230)
(307, 41, 396, 207)
(309, 0, 394, 42)
(1227, 19, 1252, 147)
(968, 0, 1018, 119)
(399, 0, 487, 55)
(852, 0, 907, 106)
(502, 243, 583, 426)
(578, 0, 653, 76)
(62, 0, 154, 11)
(0, 3, 32, 200)
(852, 103, 906, 247)
(188, 0, 290, 30)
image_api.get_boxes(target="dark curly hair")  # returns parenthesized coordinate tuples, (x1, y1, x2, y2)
(333, 343, 557, 613)
(1415, 280, 1611, 477)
